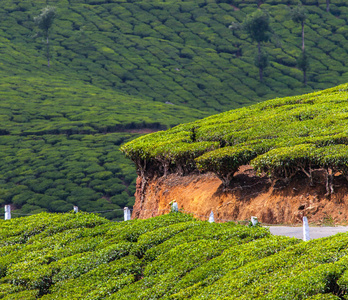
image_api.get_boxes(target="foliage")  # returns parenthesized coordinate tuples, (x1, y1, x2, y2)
(297, 49, 310, 72)
(2, 212, 348, 298)
(254, 48, 269, 70)
(242, 9, 272, 81)
(2, 0, 348, 215)
(1, 1, 348, 112)
(243, 9, 272, 44)
(123, 83, 348, 191)
(34, 6, 57, 37)
(290, 4, 307, 25)
(195, 146, 257, 187)
(0, 132, 141, 221)
(34, 6, 57, 67)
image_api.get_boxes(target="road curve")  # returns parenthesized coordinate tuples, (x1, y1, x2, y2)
(268, 226, 348, 240)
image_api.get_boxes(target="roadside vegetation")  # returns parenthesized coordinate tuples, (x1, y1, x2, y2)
(2, 212, 348, 299)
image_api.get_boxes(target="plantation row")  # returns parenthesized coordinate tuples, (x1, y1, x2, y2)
(122, 83, 348, 192)
(0, 73, 208, 219)
(2, 0, 348, 216)
(2, 212, 348, 299)
(0, 133, 139, 220)
(0, 76, 207, 136)
(1, 0, 348, 113)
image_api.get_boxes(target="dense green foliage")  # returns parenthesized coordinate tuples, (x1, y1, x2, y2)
(0, 133, 139, 219)
(1, 0, 348, 112)
(3, 0, 348, 216)
(241, 9, 272, 81)
(195, 146, 257, 187)
(122, 83, 348, 193)
(3, 212, 348, 299)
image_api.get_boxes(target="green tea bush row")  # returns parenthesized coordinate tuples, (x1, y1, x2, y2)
(123, 83, 348, 192)
(2, 0, 348, 114)
(0, 133, 138, 220)
(2, 0, 348, 216)
(4, 212, 348, 299)
(195, 146, 257, 187)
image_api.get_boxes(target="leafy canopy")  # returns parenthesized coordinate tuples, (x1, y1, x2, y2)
(243, 9, 272, 44)
(34, 6, 57, 36)
(290, 4, 307, 24)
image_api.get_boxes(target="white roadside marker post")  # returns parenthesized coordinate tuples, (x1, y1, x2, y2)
(303, 216, 310, 241)
(208, 211, 215, 223)
(73, 206, 78, 213)
(171, 201, 178, 212)
(124, 207, 131, 221)
(4, 205, 11, 220)
(251, 216, 258, 226)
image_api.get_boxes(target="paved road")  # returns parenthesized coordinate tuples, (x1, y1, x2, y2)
(268, 226, 348, 240)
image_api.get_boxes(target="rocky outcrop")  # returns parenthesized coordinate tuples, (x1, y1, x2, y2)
(132, 166, 348, 225)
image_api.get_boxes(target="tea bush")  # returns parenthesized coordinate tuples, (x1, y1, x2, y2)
(2, 212, 348, 298)
(123, 83, 348, 192)
(3, 0, 348, 216)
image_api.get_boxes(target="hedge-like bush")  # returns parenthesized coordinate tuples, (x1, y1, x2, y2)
(4, 212, 348, 298)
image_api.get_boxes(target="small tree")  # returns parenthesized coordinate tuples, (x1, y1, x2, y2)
(290, 4, 307, 52)
(242, 9, 272, 81)
(290, 4, 308, 84)
(254, 49, 269, 81)
(297, 50, 309, 85)
(34, 6, 57, 67)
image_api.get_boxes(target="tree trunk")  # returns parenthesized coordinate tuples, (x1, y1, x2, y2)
(301, 22, 305, 53)
(46, 35, 50, 67)
(301, 22, 306, 85)
(258, 42, 263, 81)
(326, 0, 330, 12)
(325, 168, 334, 196)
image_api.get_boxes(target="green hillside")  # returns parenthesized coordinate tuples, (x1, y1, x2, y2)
(2, 0, 348, 111)
(3, 211, 348, 299)
(122, 83, 348, 193)
(0, 77, 207, 219)
(2, 0, 348, 217)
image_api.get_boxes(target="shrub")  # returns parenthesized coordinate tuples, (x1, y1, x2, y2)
(196, 146, 257, 187)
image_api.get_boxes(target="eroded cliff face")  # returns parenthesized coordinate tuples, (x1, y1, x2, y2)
(133, 166, 348, 225)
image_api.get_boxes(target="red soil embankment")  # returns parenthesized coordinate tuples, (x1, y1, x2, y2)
(133, 166, 348, 225)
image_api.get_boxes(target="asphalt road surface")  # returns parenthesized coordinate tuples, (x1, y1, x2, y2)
(268, 226, 348, 240)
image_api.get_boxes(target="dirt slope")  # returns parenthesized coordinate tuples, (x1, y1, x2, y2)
(133, 166, 348, 225)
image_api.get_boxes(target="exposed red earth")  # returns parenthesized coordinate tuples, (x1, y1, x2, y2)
(133, 165, 348, 225)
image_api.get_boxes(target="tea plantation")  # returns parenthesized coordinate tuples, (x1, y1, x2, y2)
(2, 0, 348, 217)
(122, 83, 348, 193)
(2, 211, 348, 299)
(2, 0, 348, 111)
(0, 75, 207, 220)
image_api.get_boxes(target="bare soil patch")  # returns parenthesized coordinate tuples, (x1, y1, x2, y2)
(133, 165, 348, 225)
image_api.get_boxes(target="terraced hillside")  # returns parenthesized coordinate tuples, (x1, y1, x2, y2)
(0, 75, 209, 219)
(2, 0, 348, 218)
(2, 0, 348, 111)
(3, 211, 348, 299)
(121, 83, 348, 196)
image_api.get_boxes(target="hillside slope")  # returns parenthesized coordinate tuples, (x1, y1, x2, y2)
(2, 0, 348, 112)
(0, 76, 208, 219)
(5, 212, 348, 299)
(122, 83, 348, 224)
(2, 0, 348, 218)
